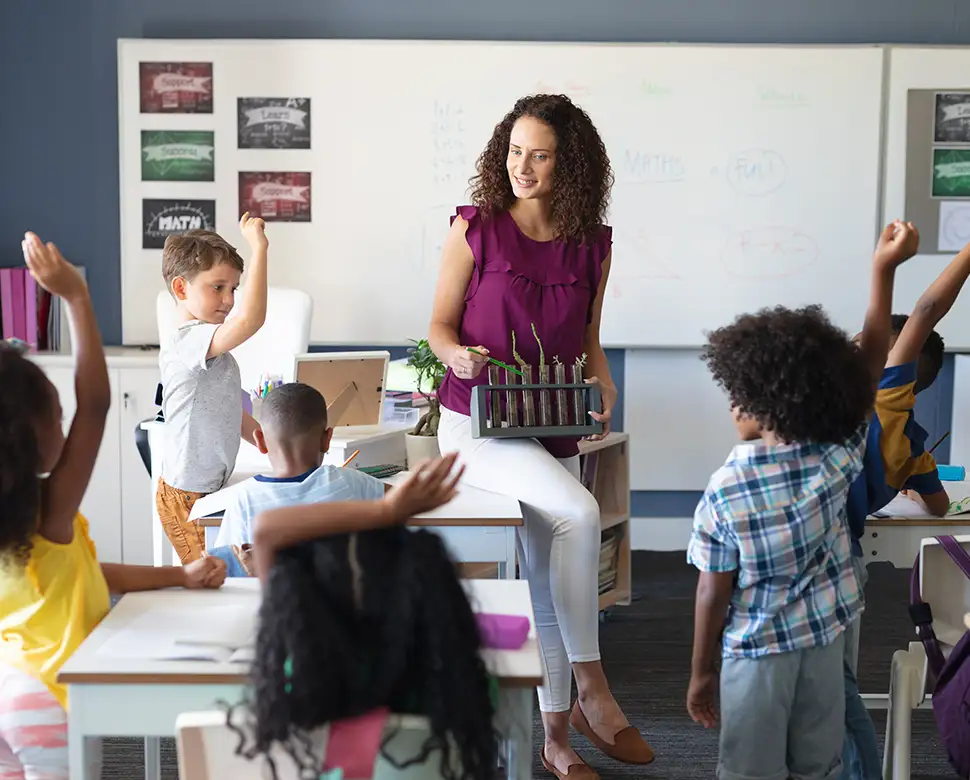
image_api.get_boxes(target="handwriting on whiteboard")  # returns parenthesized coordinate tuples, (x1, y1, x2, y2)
(726, 149, 786, 196)
(610, 227, 682, 286)
(639, 80, 672, 99)
(721, 227, 818, 279)
(431, 100, 469, 188)
(620, 150, 686, 183)
(757, 87, 809, 109)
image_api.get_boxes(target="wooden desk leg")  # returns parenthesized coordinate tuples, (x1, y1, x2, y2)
(67, 695, 90, 780)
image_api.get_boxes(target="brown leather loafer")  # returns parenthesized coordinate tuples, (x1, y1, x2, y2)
(540, 748, 600, 780)
(569, 701, 655, 765)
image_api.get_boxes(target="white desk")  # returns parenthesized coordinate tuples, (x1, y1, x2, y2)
(143, 421, 524, 576)
(59, 578, 540, 780)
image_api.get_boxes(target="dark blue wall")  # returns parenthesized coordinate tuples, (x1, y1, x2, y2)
(3, 1, 967, 519)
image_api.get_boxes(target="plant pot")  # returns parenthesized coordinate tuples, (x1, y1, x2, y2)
(405, 433, 440, 468)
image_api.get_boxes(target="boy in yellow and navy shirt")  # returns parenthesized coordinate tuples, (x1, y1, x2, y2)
(842, 235, 970, 780)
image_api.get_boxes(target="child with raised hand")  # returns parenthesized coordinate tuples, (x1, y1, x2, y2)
(235, 453, 499, 780)
(157, 213, 269, 564)
(0, 234, 225, 780)
(685, 222, 916, 780)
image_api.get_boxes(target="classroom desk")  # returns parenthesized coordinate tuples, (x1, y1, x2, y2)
(59, 578, 541, 780)
(141, 421, 523, 575)
(856, 484, 970, 712)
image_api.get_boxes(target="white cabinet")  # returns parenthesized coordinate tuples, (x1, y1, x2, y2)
(32, 349, 160, 565)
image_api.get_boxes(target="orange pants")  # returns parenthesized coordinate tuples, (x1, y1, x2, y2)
(155, 477, 207, 564)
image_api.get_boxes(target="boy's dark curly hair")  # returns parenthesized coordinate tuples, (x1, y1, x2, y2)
(229, 526, 498, 780)
(469, 94, 614, 243)
(701, 305, 874, 444)
(890, 313, 945, 393)
(0, 343, 52, 564)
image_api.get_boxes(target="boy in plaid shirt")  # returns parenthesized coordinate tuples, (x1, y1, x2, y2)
(686, 222, 919, 780)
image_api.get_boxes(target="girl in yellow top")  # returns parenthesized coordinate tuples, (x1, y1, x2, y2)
(0, 234, 226, 780)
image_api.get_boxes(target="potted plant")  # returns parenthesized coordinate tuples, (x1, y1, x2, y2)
(404, 337, 446, 466)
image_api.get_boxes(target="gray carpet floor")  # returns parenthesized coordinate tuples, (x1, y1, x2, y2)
(99, 551, 954, 779)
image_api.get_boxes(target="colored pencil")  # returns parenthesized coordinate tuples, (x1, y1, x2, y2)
(930, 431, 951, 455)
(341, 449, 360, 467)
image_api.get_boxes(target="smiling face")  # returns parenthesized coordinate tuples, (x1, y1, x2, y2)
(507, 116, 557, 201)
(171, 261, 241, 324)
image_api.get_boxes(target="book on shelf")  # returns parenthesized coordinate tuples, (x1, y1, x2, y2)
(0, 265, 85, 352)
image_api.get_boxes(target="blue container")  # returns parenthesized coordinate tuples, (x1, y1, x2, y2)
(937, 464, 966, 481)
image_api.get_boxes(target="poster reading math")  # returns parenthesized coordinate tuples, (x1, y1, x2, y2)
(142, 200, 216, 249)
(140, 62, 213, 113)
(141, 131, 215, 181)
(238, 172, 311, 222)
(238, 98, 311, 149)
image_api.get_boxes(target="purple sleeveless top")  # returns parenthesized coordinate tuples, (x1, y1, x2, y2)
(437, 205, 612, 459)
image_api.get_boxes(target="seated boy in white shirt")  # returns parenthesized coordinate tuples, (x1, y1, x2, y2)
(209, 382, 386, 572)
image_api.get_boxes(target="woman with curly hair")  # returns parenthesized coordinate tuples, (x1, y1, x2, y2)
(429, 94, 652, 779)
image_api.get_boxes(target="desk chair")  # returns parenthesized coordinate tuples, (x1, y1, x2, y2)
(883, 534, 970, 780)
(176, 709, 454, 780)
(135, 287, 314, 474)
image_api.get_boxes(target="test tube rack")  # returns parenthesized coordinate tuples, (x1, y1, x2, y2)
(469, 381, 603, 439)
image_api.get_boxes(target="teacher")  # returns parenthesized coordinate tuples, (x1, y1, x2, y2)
(429, 94, 652, 779)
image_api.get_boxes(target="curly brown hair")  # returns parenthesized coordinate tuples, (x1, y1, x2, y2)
(701, 305, 874, 444)
(469, 94, 614, 243)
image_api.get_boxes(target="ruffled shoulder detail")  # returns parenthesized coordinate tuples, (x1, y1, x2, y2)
(451, 206, 485, 301)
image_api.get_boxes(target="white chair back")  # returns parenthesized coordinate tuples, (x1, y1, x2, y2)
(156, 287, 313, 395)
(176, 710, 452, 780)
(916, 534, 970, 693)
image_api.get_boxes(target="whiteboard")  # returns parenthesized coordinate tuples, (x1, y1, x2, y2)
(624, 350, 740, 491)
(884, 47, 970, 350)
(118, 40, 885, 347)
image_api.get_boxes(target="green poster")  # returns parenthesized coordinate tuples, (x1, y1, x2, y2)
(932, 148, 970, 198)
(141, 130, 214, 181)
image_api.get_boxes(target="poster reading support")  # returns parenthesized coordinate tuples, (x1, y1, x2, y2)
(141, 131, 215, 181)
(237, 98, 311, 149)
(935, 92, 970, 143)
(142, 200, 216, 249)
(932, 148, 970, 198)
(238, 172, 311, 222)
(140, 62, 213, 113)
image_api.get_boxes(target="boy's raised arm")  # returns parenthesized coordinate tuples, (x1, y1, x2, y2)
(207, 213, 269, 359)
(889, 238, 970, 368)
(859, 221, 919, 386)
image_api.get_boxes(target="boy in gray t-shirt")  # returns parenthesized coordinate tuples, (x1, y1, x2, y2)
(157, 213, 269, 564)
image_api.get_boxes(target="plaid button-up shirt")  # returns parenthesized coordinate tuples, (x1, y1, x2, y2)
(687, 427, 867, 658)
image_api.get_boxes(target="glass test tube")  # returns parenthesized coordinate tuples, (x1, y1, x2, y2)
(554, 362, 569, 426)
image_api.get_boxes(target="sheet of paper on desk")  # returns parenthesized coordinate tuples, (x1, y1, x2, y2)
(95, 604, 256, 661)
(870, 486, 970, 519)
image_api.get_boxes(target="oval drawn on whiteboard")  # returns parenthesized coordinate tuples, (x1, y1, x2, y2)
(726, 150, 786, 196)
(721, 227, 819, 279)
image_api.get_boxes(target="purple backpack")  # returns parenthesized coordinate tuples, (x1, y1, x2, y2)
(909, 535, 970, 778)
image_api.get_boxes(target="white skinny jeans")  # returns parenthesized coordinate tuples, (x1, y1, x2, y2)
(438, 407, 602, 712)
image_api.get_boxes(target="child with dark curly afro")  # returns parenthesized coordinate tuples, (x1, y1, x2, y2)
(684, 221, 920, 780)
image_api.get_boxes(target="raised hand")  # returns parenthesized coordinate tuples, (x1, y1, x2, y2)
(384, 452, 464, 521)
(21, 233, 87, 302)
(239, 212, 269, 252)
(873, 219, 919, 271)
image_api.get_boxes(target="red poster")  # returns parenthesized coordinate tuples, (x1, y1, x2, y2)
(140, 62, 213, 113)
(238, 172, 311, 222)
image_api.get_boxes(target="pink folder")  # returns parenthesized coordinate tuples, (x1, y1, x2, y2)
(0, 269, 14, 339)
(10, 269, 26, 341)
(24, 272, 38, 348)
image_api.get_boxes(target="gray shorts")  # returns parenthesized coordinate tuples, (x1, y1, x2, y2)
(719, 633, 846, 780)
